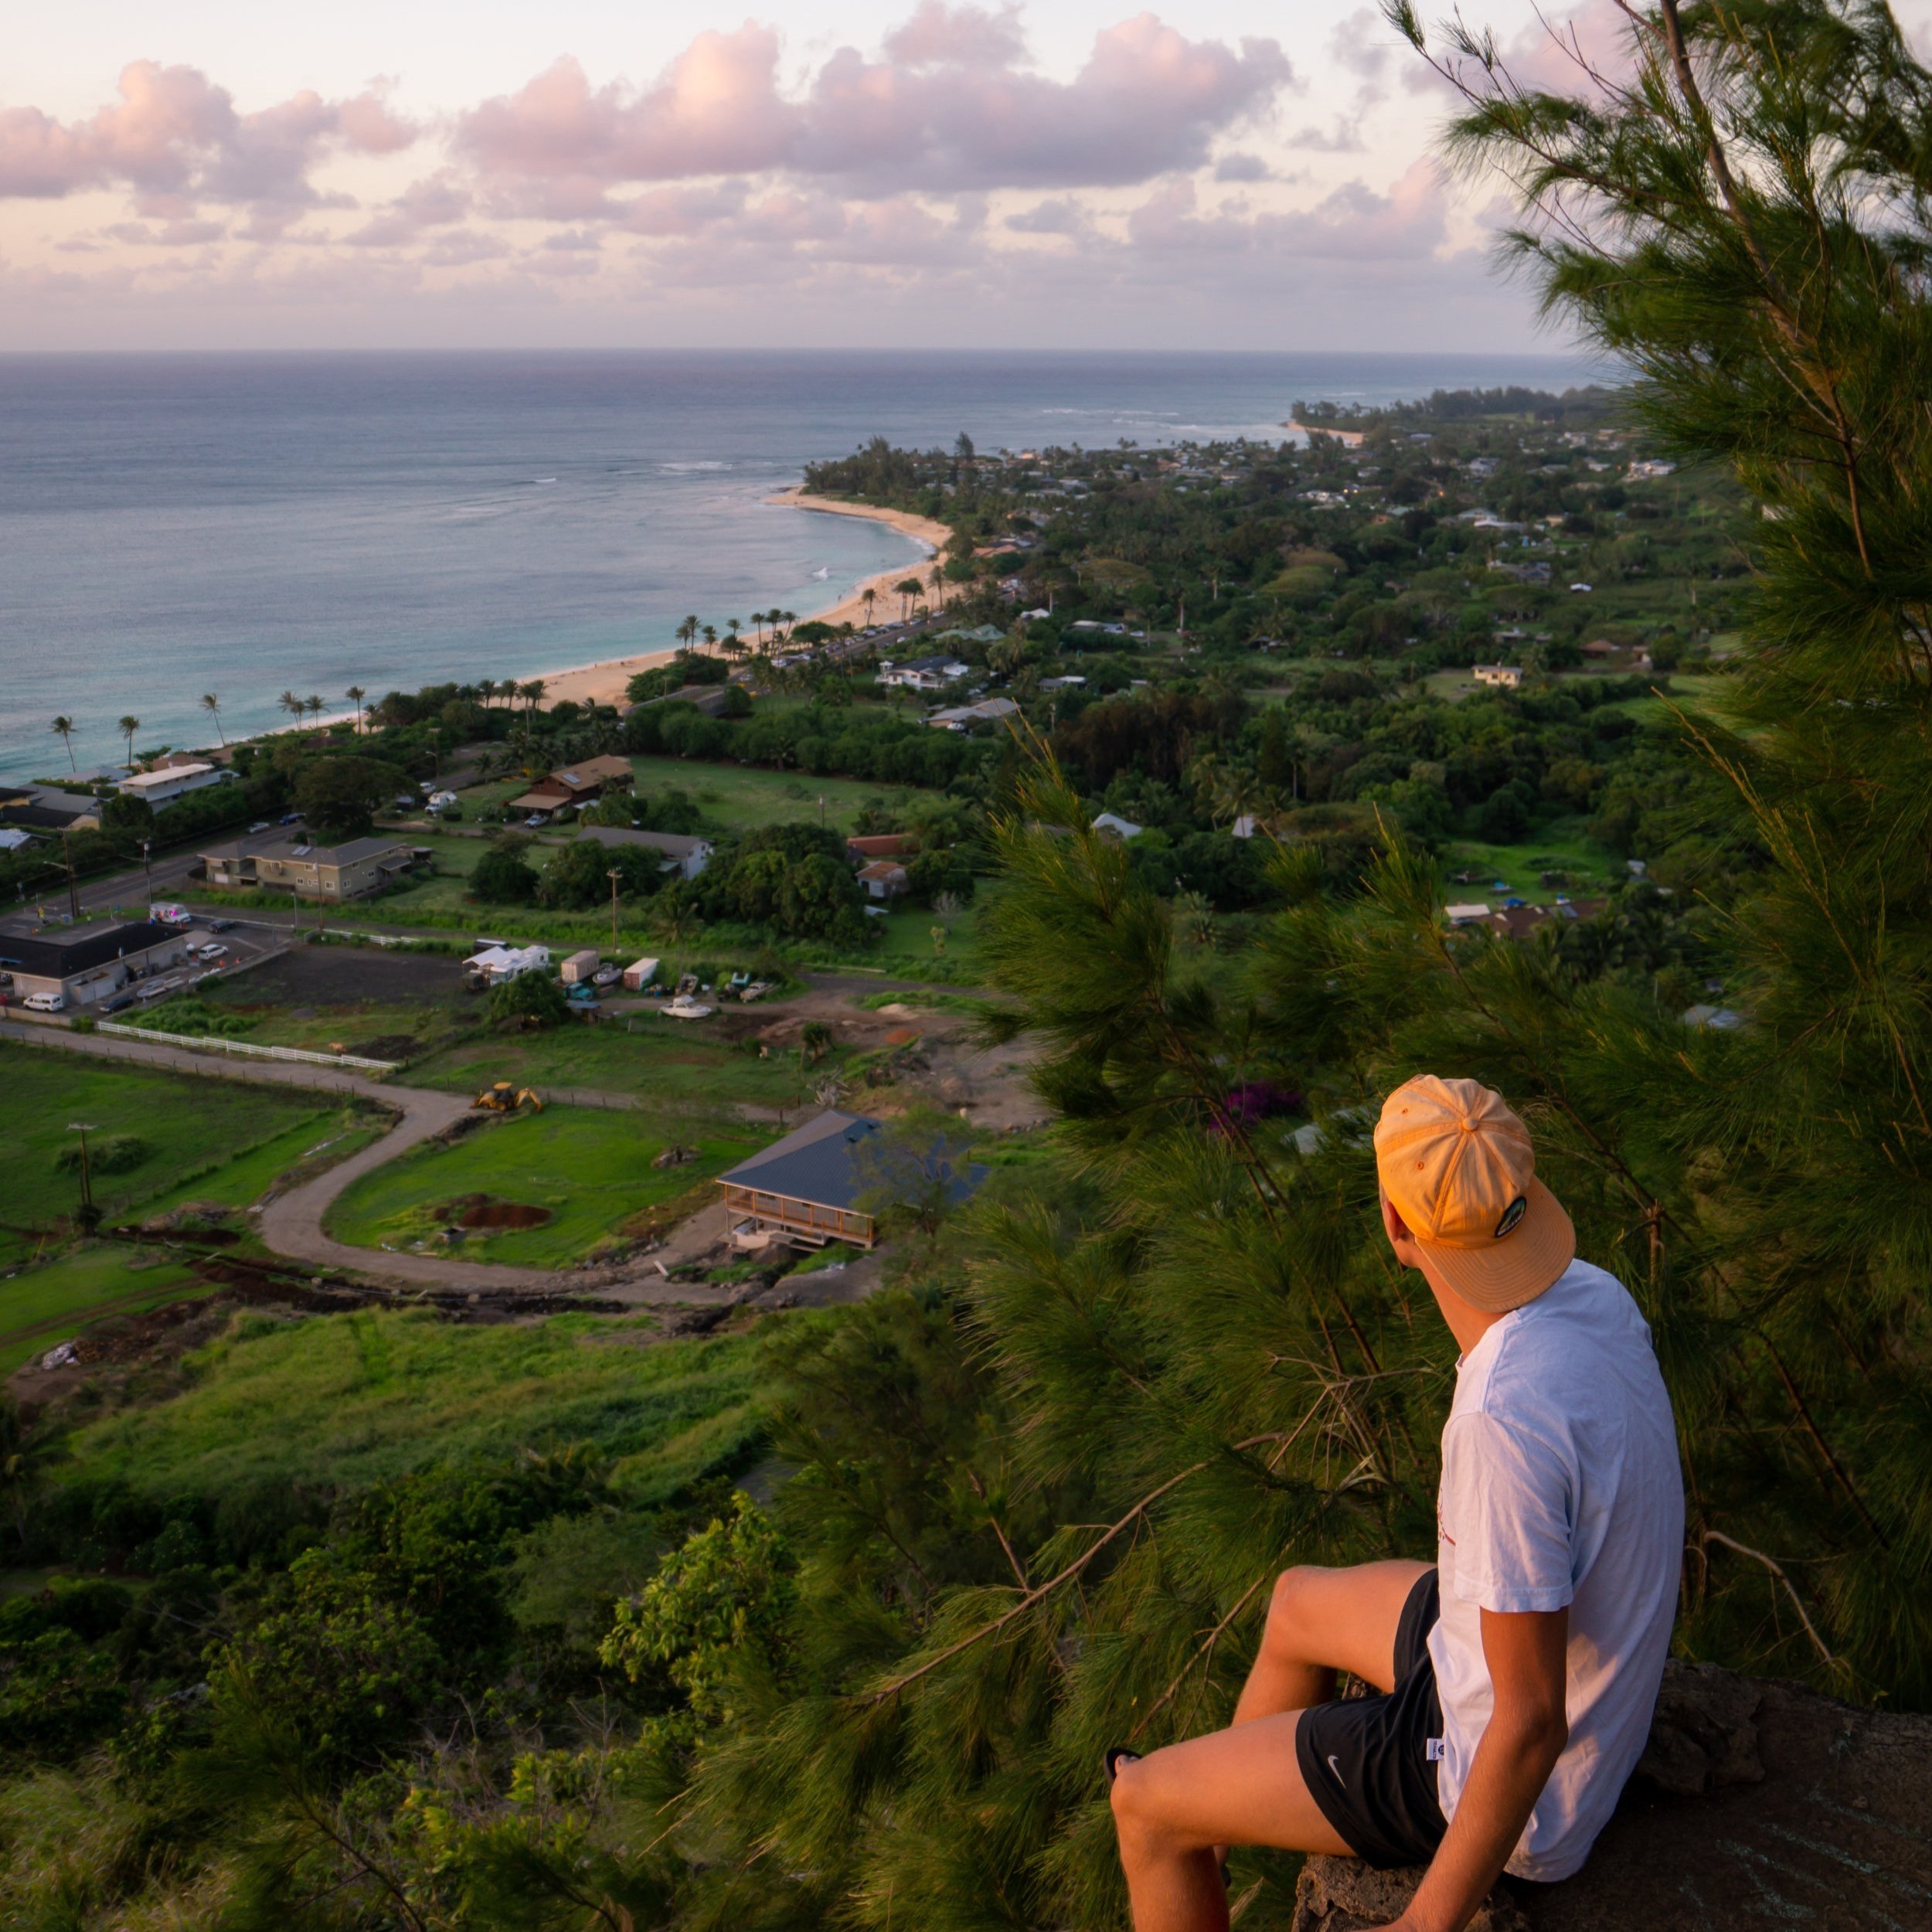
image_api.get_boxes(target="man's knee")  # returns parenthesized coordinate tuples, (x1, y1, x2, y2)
(1109, 1753, 1173, 1848)
(1260, 1564, 1327, 1661)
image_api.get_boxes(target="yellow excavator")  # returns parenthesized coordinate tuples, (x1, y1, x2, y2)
(471, 1082, 545, 1113)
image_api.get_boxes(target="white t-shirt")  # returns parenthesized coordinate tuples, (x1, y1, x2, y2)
(1427, 1258, 1682, 1881)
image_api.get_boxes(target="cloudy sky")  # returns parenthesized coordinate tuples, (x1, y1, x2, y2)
(5, 2, 1924, 352)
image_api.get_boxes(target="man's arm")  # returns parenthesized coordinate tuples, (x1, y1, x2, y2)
(1391, 1607, 1569, 1932)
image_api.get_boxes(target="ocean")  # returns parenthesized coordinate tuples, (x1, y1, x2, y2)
(0, 349, 1604, 781)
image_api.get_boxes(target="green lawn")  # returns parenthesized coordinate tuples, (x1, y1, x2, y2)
(1440, 825, 1622, 901)
(403, 1012, 806, 1112)
(628, 756, 932, 836)
(0, 1247, 209, 1378)
(58, 1305, 767, 1506)
(138, 1111, 390, 1219)
(325, 1107, 760, 1267)
(0, 1042, 332, 1231)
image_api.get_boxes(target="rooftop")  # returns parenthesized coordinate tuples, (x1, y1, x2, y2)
(0, 919, 176, 979)
(721, 1109, 884, 1210)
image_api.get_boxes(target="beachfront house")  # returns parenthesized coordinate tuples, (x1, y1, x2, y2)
(116, 762, 225, 808)
(577, 823, 714, 879)
(509, 754, 634, 818)
(878, 655, 968, 692)
(0, 787, 102, 835)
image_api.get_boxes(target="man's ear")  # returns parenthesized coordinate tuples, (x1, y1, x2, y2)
(1379, 1186, 1410, 1247)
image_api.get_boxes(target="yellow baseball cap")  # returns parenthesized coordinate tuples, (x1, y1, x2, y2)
(1373, 1075, 1575, 1312)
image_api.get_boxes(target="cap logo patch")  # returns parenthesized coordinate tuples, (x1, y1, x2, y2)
(1493, 1195, 1528, 1239)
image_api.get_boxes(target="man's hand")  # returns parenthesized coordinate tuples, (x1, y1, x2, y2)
(1386, 1605, 1570, 1932)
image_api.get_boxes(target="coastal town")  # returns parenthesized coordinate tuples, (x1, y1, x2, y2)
(2, 358, 1910, 1923)
(4, 386, 1732, 1350)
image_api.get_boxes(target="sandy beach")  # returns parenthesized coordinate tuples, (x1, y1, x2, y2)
(526, 490, 954, 711)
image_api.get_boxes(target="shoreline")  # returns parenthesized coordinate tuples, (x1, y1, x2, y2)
(523, 488, 954, 710)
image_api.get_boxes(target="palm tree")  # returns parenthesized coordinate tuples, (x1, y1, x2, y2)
(523, 679, 546, 717)
(894, 577, 923, 621)
(199, 692, 226, 745)
(862, 587, 878, 628)
(49, 716, 77, 772)
(279, 689, 304, 726)
(928, 564, 946, 613)
(726, 617, 743, 652)
(345, 685, 366, 735)
(478, 677, 497, 711)
(117, 715, 141, 772)
(702, 624, 719, 654)
(306, 696, 325, 730)
(676, 615, 700, 651)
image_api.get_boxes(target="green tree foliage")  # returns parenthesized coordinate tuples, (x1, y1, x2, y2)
(536, 838, 662, 911)
(468, 840, 539, 906)
(600, 1495, 795, 1735)
(294, 755, 408, 840)
(699, 824, 870, 946)
(487, 970, 569, 1029)
(97, 793, 155, 837)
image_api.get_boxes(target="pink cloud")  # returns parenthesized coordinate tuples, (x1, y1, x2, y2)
(457, 11, 1291, 206)
(883, 2, 1029, 68)
(0, 62, 417, 208)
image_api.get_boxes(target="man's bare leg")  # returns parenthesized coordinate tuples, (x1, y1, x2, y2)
(1113, 1714, 1351, 1932)
(1231, 1559, 1432, 1723)
(1114, 1560, 1431, 1932)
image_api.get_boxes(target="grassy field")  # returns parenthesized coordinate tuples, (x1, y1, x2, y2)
(1440, 825, 1621, 900)
(139, 1110, 391, 1219)
(403, 1009, 807, 1111)
(0, 1247, 209, 1379)
(0, 1041, 332, 1232)
(60, 1305, 768, 1505)
(627, 756, 929, 835)
(325, 1107, 759, 1267)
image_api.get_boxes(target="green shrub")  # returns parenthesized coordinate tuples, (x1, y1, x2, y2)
(55, 1134, 150, 1175)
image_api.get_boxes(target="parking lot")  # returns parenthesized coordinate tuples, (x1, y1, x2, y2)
(0, 907, 291, 1015)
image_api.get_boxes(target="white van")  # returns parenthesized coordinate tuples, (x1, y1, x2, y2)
(22, 990, 66, 1012)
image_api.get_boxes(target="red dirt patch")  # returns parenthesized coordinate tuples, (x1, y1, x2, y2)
(437, 1193, 553, 1230)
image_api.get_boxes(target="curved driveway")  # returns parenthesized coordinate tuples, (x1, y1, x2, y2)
(6, 1023, 559, 1291)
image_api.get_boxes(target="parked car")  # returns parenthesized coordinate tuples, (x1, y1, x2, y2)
(566, 984, 599, 1005)
(523, 814, 547, 828)
(249, 820, 271, 833)
(198, 944, 229, 961)
(151, 903, 194, 927)
(103, 993, 135, 1014)
(209, 917, 236, 931)
(279, 812, 301, 825)
(22, 990, 66, 1012)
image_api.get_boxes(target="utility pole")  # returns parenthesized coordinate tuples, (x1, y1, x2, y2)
(68, 1122, 100, 1231)
(607, 868, 621, 952)
(62, 831, 79, 921)
(140, 839, 152, 916)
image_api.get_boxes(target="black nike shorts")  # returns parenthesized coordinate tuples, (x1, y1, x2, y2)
(1294, 1568, 1448, 1869)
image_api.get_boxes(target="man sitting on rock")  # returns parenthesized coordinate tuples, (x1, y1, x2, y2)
(1108, 1076, 1684, 1932)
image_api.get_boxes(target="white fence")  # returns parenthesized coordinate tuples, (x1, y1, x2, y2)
(96, 1021, 400, 1073)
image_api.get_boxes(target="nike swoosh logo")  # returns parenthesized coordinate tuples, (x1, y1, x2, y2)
(1327, 1754, 1343, 1784)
